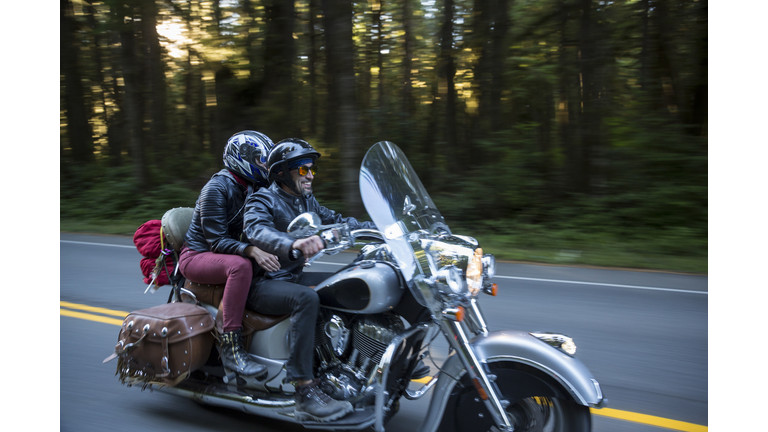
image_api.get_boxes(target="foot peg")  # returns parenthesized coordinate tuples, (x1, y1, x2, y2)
(222, 365, 268, 388)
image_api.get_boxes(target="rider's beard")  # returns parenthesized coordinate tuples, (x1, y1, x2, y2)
(295, 177, 313, 197)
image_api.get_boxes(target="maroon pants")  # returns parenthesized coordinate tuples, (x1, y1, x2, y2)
(178, 246, 252, 333)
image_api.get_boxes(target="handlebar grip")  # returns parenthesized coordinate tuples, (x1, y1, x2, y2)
(290, 249, 304, 261)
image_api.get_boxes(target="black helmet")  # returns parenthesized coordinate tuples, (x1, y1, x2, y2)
(267, 138, 321, 195)
(223, 130, 274, 187)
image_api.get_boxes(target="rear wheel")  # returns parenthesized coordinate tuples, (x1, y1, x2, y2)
(439, 362, 592, 432)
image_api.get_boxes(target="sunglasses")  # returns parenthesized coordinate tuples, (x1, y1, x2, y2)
(292, 165, 318, 176)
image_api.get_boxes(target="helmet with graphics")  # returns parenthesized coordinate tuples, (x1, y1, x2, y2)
(223, 130, 275, 187)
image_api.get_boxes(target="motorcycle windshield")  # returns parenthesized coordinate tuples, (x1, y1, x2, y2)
(359, 141, 449, 284)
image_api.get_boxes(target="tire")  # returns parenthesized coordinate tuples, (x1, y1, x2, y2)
(438, 362, 592, 432)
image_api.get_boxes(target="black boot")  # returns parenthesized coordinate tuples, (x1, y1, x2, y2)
(294, 379, 354, 422)
(219, 329, 267, 379)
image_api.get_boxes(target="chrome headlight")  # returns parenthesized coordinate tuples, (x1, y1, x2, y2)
(466, 248, 484, 296)
(433, 265, 467, 295)
(530, 332, 577, 356)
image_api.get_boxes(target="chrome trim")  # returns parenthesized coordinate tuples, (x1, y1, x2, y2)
(158, 384, 297, 421)
(404, 374, 439, 400)
(591, 378, 607, 408)
(179, 288, 198, 302)
(370, 323, 430, 432)
(441, 320, 512, 430)
(351, 229, 385, 241)
(441, 307, 462, 322)
(466, 298, 488, 337)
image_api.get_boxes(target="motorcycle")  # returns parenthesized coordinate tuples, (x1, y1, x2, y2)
(114, 141, 605, 432)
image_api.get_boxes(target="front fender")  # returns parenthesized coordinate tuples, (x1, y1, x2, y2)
(471, 330, 604, 406)
(417, 329, 604, 432)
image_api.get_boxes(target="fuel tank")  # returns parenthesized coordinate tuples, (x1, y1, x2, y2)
(314, 260, 404, 314)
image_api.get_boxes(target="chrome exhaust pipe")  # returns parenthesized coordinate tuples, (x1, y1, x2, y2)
(157, 382, 297, 421)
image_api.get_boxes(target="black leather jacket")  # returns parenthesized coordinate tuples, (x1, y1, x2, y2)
(244, 182, 376, 281)
(184, 169, 255, 256)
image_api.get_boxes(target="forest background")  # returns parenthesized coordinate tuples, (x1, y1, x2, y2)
(59, 0, 708, 273)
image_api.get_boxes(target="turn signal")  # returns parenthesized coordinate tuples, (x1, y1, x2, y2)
(442, 306, 465, 322)
(482, 283, 498, 296)
(456, 306, 465, 322)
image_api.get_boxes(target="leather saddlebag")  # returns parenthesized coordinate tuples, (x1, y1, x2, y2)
(104, 302, 215, 389)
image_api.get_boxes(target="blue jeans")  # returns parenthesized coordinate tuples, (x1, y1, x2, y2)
(246, 272, 332, 382)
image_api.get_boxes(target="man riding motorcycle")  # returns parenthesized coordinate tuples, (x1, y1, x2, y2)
(243, 138, 376, 422)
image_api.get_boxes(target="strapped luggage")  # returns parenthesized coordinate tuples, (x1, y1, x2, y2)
(103, 302, 215, 389)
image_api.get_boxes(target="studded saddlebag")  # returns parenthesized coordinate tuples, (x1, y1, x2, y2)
(103, 302, 215, 389)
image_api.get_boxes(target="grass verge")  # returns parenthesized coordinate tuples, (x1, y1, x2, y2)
(61, 218, 706, 275)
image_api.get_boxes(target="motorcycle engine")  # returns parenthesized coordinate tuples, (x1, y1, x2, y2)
(314, 312, 406, 401)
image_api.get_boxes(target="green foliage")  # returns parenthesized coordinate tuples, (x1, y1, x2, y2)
(60, 0, 707, 273)
(61, 163, 201, 229)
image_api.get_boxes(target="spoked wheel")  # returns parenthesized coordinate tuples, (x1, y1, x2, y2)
(440, 362, 592, 432)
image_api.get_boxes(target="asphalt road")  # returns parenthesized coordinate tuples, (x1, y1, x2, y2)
(58, 233, 708, 432)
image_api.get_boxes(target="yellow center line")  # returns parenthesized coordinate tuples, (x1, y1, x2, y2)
(60, 302, 707, 432)
(60, 301, 129, 317)
(60, 308, 124, 326)
(591, 407, 707, 432)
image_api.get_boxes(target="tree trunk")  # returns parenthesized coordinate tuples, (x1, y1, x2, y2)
(402, 0, 414, 118)
(308, 0, 319, 135)
(558, 1, 579, 194)
(214, 67, 237, 159)
(106, 4, 126, 167)
(691, 0, 707, 136)
(490, 0, 510, 134)
(61, 0, 93, 164)
(86, 0, 110, 158)
(117, 4, 147, 187)
(472, 0, 492, 142)
(375, 0, 385, 112)
(322, 0, 361, 216)
(640, 0, 650, 92)
(578, 0, 597, 194)
(656, 0, 687, 125)
(438, 0, 458, 177)
(264, 0, 296, 134)
(142, 0, 168, 161)
(242, 0, 260, 82)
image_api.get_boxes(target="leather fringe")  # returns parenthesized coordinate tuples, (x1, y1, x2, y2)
(114, 355, 189, 390)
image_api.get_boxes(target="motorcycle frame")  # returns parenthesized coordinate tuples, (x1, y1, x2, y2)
(154, 223, 604, 431)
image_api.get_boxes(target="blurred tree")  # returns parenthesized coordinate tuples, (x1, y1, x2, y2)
(322, 0, 362, 215)
(59, 0, 707, 267)
(437, 0, 458, 178)
(61, 0, 93, 164)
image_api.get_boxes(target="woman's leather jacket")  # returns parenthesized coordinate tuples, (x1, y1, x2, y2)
(184, 169, 254, 256)
(244, 182, 375, 281)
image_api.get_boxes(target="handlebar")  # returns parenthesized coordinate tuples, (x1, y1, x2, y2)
(289, 227, 385, 267)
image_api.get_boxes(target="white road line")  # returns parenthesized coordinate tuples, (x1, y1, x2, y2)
(61, 240, 136, 249)
(494, 275, 707, 294)
(61, 239, 706, 294)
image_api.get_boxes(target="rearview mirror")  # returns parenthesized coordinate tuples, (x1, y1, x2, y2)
(287, 212, 322, 239)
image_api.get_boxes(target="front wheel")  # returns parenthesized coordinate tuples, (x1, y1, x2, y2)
(438, 362, 591, 432)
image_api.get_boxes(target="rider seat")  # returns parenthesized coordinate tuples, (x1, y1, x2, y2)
(162, 208, 290, 348)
